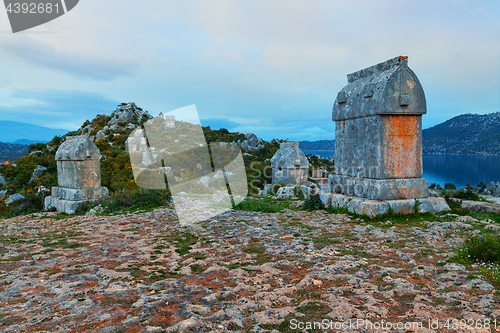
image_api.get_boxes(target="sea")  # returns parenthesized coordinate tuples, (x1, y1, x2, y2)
(303, 150, 500, 188)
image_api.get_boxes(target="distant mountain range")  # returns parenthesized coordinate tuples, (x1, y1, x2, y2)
(0, 142, 29, 163)
(422, 112, 500, 155)
(0, 121, 69, 144)
(298, 140, 335, 151)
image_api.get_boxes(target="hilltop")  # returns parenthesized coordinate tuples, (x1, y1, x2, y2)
(1, 102, 330, 218)
(423, 112, 500, 155)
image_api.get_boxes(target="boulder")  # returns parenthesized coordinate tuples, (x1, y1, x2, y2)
(417, 197, 450, 214)
(0, 173, 5, 186)
(486, 182, 500, 196)
(5, 193, 24, 205)
(237, 132, 264, 151)
(30, 165, 47, 182)
(95, 130, 106, 141)
(108, 102, 152, 126)
(347, 198, 389, 218)
(461, 200, 500, 214)
(0, 190, 6, 198)
(276, 185, 314, 199)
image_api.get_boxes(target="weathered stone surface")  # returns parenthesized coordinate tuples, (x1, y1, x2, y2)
(417, 197, 450, 214)
(276, 185, 314, 199)
(486, 181, 500, 196)
(44, 196, 102, 214)
(29, 165, 47, 182)
(51, 186, 109, 201)
(330, 194, 352, 208)
(4, 193, 24, 204)
(0, 205, 496, 332)
(387, 199, 415, 214)
(0, 173, 5, 186)
(319, 186, 333, 207)
(329, 174, 428, 200)
(0, 190, 6, 198)
(237, 132, 264, 151)
(428, 189, 440, 197)
(56, 135, 101, 162)
(271, 140, 309, 185)
(346, 198, 389, 218)
(108, 102, 152, 126)
(332, 56, 426, 121)
(461, 200, 500, 214)
(334, 115, 423, 179)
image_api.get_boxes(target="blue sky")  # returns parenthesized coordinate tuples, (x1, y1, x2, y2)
(0, 0, 498, 141)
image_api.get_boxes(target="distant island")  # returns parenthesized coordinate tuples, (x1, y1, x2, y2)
(422, 112, 500, 155)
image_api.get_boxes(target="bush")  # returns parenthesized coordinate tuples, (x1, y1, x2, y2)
(453, 188, 482, 201)
(302, 194, 324, 211)
(456, 235, 500, 264)
(101, 188, 170, 214)
(236, 198, 284, 213)
(444, 182, 457, 190)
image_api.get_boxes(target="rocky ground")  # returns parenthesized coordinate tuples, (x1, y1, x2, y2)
(1, 203, 499, 332)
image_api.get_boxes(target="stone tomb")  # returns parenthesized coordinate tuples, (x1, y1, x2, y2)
(330, 56, 429, 200)
(271, 140, 309, 185)
(45, 136, 109, 214)
(324, 56, 449, 216)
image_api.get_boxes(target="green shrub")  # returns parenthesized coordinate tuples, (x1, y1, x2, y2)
(302, 194, 324, 211)
(453, 188, 482, 201)
(444, 182, 457, 190)
(101, 188, 170, 214)
(455, 235, 500, 264)
(235, 198, 284, 213)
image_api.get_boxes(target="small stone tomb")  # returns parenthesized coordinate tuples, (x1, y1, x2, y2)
(271, 140, 309, 185)
(45, 136, 109, 214)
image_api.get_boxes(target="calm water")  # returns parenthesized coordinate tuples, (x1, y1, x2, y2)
(304, 151, 500, 188)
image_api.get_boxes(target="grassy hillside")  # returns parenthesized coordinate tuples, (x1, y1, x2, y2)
(1, 103, 318, 218)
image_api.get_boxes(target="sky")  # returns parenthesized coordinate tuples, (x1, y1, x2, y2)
(0, 0, 498, 142)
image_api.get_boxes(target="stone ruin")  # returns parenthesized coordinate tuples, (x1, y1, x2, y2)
(125, 129, 148, 154)
(45, 136, 109, 214)
(322, 56, 450, 216)
(330, 56, 428, 200)
(164, 115, 176, 128)
(271, 140, 309, 185)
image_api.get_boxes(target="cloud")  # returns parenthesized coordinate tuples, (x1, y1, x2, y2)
(0, 36, 139, 81)
(0, 89, 120, 129)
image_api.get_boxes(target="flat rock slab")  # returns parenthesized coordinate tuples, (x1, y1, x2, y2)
(387, 199, 415, 214)
(417, 197, 450, 214)
(461, 200, 500, 214)
(347, 198, 389, 218)
(322, 195, 450, 217)
(0, 207, 496, 332)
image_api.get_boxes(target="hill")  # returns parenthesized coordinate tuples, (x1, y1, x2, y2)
(0, 121, 69, 144)
(1, 102, 313, 217)
(0, 142, 29, 163)
(298, 140, 335, 152)
(423, 112, 500, 155)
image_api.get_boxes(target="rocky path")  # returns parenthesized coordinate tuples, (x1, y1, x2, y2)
(0, 207, 499, 332)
